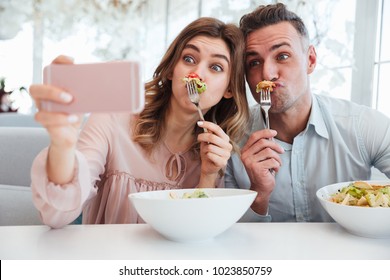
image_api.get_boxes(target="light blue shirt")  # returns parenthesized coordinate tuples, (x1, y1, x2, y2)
(225, 94, 390, 222)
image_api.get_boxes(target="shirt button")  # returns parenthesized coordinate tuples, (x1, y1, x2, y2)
(297, 215, 304, 221)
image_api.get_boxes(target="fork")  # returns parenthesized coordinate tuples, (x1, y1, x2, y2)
(260, 88, 275, 175)
(260, 87, 272, 134)
(186, 80, 208, 132)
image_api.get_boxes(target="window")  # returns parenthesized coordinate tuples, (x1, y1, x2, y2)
(351, 0, 390, 118)
(373, 0, 390, 117)
(0, 0, 387, 115)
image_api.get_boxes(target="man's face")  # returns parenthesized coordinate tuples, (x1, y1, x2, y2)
(244, 22, 316, 113)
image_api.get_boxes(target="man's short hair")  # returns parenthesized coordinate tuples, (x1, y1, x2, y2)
(239, 3, 309, 40)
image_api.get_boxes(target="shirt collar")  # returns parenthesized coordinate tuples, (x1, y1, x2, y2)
(307, 94, 329, 139)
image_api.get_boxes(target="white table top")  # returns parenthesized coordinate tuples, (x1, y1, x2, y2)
(1, 223, 389, 260)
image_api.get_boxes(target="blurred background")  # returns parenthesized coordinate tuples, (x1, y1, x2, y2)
(0, 0, 388, 117)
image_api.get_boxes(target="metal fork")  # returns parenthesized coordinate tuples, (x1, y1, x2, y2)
(260, 88, 272, 131)
(260, 88, 275, 176)
(260, 88, 275, 175)
(186, 79, 208, 132)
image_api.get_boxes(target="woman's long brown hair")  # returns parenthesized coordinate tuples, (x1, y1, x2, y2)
(133, 17, 249, 156)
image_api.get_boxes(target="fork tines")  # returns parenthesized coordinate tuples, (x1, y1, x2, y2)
(186, 80, 199, 103)
(260, 88, 274, 174)
(260, 88, 272, 131)
(260, 88, 271, 105)
(186, 80, 207, 132)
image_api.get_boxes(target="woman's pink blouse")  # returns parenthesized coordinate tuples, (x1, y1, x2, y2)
(31, 113, 223, 228)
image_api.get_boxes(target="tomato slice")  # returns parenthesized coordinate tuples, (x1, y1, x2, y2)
(187, 73, 200, 79)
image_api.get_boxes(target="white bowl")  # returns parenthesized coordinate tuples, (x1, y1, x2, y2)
(129, 188, 257, 242)
(316, 180, 390, 238)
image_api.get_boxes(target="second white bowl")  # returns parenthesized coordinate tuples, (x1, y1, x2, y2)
(129, 188, 257, 242)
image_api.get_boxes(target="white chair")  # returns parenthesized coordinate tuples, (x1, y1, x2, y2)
(0, 127, 49, 225)
(0, 112, 41, 127)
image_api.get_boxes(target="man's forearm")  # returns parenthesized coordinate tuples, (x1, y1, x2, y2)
(249, 189, 270, 215)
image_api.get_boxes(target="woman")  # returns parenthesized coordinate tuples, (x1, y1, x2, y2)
(29, 17, 249, 228)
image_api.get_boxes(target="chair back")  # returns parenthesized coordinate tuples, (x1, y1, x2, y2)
(0, 127, 49, 225)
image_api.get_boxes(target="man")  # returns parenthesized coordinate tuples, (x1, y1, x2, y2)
(225, 3, 390, 222)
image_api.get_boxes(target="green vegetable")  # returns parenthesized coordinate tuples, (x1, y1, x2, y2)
(182, 189, 209, 199)
(331, 182, 390, 207)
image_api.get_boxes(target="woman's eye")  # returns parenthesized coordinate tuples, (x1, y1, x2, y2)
(184, 55, 195, 64)
(211, 64, 223, 72)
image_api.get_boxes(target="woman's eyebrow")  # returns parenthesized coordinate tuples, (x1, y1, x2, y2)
(213, 54, 230, 65)
(184, 43, 230, 64)
(184, 43, 200, 53)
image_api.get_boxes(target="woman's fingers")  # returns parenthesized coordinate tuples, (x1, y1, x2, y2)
(27, 55, 80, 150)
(34, 111, 80, 126)
(197, 122, 232, 170)
(197, 127, 232, 156)
(200, 141, 231, 166)
(29, 84, 73, 105)
(52, 55, 74, 64)
(197, 121, 229, 141)
(29, 54, 74, 109)
(198, 132, 231, 149)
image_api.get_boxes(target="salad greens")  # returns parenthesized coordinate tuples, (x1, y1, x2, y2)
(169, 189, 209, 199)
(330, 181, 390, 207)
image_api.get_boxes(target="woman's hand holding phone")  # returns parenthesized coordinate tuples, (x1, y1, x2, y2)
(30, 55, 82, 148)
(30, 55, 144, 184)
(29, 55, 82, 184)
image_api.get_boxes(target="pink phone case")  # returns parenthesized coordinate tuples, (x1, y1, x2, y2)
(42, 61, 144, 113)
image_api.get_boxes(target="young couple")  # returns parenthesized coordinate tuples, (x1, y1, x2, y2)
(30, 3, 390, 228)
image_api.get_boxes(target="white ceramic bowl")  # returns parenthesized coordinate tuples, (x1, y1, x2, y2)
(316, 180, 390, 238)
(129, 188, 257, 242)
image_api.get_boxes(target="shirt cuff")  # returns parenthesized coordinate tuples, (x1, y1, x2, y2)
(238, 207, 272, 222)
(31, 148, 92, 212)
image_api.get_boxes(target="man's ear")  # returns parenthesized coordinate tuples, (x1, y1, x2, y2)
(223, 88, 233, 99)
(307, 45, 317, 74)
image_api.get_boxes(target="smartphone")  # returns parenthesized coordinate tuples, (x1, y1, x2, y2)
(42, 61, 144, 114)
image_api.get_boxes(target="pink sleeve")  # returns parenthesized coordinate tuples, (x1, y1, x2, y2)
(30, 147, 97, 228)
